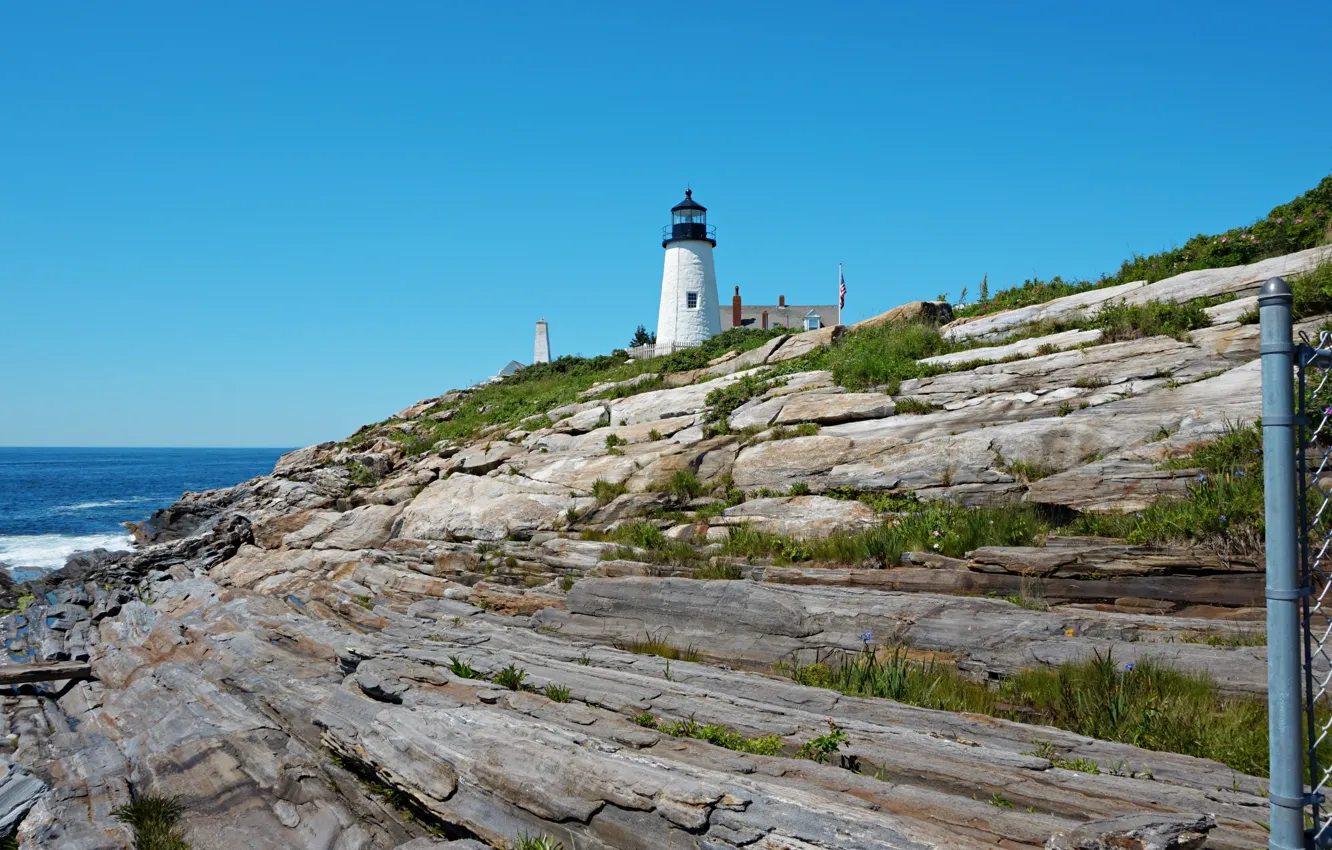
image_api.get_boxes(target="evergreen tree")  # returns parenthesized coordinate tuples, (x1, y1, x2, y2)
(629, 325, 657, 347)
(980, 273, 989, 302)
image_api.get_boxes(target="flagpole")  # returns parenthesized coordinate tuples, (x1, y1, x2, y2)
(838, 262, 843, 323)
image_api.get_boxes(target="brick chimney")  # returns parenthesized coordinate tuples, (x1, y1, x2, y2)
(778, 294, 785, 307)
(761, 310, 768, 330)
(732, 286, 742, 327)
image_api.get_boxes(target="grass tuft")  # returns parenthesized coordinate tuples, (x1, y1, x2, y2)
(615, 634, 702, 662)
(112, 794, 191, 850)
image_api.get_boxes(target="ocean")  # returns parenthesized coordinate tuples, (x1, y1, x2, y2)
(0, 447, 290, 577)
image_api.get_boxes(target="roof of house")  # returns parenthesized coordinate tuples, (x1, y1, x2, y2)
(496, 360, 526, 378)
(719, 304, 841, 329)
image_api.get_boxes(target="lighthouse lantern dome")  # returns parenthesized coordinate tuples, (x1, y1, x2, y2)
(663, 189, 717, 247)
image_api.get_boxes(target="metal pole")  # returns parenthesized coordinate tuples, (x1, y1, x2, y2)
(1262, 276, 1305, 850)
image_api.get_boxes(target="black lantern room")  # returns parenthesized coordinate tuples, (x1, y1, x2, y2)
(662, 189, 717, 247)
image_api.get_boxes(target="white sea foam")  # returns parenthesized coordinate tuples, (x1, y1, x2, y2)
(0, 533, 133, 571)
(52, 497, 155, 511)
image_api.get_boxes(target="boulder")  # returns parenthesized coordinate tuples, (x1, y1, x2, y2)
(399, 476, 592, 541)
(852, 300, 955, 330)
(714, 496, 878, 539)
(772, 391, 894, 425)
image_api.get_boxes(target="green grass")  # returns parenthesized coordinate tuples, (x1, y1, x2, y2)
(662, 469, 706, 501)
(364, 327, 793, 451)
(544, 683, 571, 702)
(1064, 420, 1264, 551)
(590, 478, 628, 505)
(614, 634, 702, 662)
(1292, 260, 1332, 320)
(723, 501, 1049, 566)
(112, 794, 191, 850)
(691, 561, 743, 580)
(996, 455, 1058, 483)
(587, 520, 703, 567)
(1084, 298, 1216, 342)
(1180, 627, 1267, 647)
(954, 175, 1332, 320)
(650, 712, 784, 756)
(493, 663, 528, 690)
(786, 646, 1278, 776)
(893, 397, 940, 415)
(702, 371, 787, 432)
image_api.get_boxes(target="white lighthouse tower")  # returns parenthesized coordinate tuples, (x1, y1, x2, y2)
(533, 318, 551, 364)
(655, 189, 720, 353)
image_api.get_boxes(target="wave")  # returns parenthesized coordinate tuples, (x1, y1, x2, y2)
(0, 532, 133, 571)
(52, 497, 156, 511)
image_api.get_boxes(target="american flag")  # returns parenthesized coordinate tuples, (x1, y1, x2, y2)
(839, 265, 847, 309)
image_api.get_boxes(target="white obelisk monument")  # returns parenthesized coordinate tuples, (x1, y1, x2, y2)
(655, 189, 720, 354)
(533, 318, 551, 364)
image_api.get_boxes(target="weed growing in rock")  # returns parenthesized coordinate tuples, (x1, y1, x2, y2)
(493, 664, 528, 691)
(796, 719, 848, 764)
(658, 713, 784, 756)
(615, 634, 701, 662)
(788, 482, 811, 496)
(112, 793, 191, 850)
(724, 502, 1048, 566)
(508, 833, 564, 850)
(1179, 627, 1266, 647)
(787, 644, 1281, 776)
(447, 656, 480, 679)
(633, 711, 658, 728)
(703, 372, 788, 433)
(590, 478, 627, 505)
(544, 683, 571, 703)
(691, 561, 743, 580)
(893, 397, 939, 415)
(558, 574, 575, 592)
(663, 469, 705, 501)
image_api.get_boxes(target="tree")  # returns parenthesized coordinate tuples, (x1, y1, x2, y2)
(629, 325, 656, 347)
(980, 273, 989, 302)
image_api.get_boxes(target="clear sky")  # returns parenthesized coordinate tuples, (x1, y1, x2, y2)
(3, 1, 1330, 448)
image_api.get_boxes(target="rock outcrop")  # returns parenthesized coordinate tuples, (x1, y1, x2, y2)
(6, 245, 1327, 848)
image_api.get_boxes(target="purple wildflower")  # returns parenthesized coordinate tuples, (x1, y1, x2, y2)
(860, 631, 873, 644)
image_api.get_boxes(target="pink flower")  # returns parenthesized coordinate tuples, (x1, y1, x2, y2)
(1221, 237, 1227, 242)
(1277, 217, 1284, 223)
(1296, 219, 1304, 224)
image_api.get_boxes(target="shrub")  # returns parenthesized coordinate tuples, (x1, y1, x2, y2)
(788, 482, 811, 496)
(604, 433, 626, 450)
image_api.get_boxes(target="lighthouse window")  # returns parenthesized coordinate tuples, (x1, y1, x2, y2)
(686, 292, 698, 309)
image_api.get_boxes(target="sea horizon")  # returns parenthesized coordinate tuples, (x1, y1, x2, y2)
(0, 446, 292, 575)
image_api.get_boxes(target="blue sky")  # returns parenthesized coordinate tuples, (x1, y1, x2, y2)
(3, 1, 1330, 448)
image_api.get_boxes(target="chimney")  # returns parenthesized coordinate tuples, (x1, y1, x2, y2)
(761, 310, 768, 330)
(778, 294, 785, 307)
(732, 286, 742, 328)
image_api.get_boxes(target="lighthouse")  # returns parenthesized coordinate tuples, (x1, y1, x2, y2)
(655, 189, 720, 353)
(533, 318, 551, 364)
